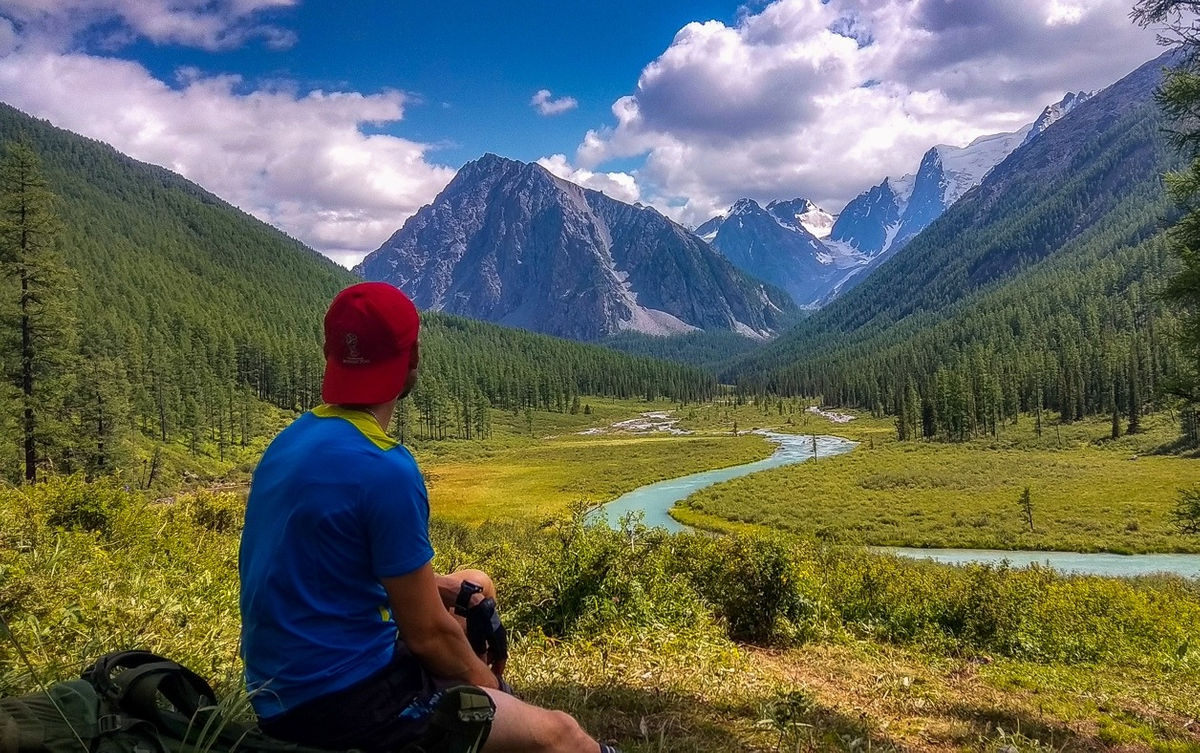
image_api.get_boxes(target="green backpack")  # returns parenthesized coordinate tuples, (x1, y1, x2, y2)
(0, 651, 494, 753)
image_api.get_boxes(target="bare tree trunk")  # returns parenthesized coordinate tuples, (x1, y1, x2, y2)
(21, 265, 34, 483)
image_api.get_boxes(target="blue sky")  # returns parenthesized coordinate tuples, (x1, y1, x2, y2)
(0, 0, 1166, 265)
(120, 1, 745, 168)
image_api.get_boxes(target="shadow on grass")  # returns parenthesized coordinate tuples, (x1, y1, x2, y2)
(523, 681, 905, 753)
(940, 701, 1195, 752)
(1146, 434, 1200, 458)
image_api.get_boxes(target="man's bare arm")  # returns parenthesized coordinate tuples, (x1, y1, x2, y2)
(382, 563, 499, 690)
(435, 569, 496, 611)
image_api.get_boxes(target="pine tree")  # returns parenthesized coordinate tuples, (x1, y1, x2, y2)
(1128, 349, 1142, 434)
(0, 141, 76, 483)
(1019, 487, 1035, 533)
(1135, 2, 1200, 434)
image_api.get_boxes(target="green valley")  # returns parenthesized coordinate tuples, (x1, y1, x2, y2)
(5, 13, 1200, 753)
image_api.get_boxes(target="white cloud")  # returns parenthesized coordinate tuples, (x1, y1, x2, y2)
(0, 51, 454, 266)
(530, 88, 578, 116)
(577, 0, 1164, 226)
(0, 0, 297, 51)
(536, 154, 640, 204)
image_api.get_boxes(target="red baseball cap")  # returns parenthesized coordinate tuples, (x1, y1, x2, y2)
(322, 282, 420, 405)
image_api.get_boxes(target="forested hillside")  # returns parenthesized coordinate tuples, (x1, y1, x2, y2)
(601, 329, 764, 371)
(728, 52, 1187, 440)
(0, 105, 717, 482)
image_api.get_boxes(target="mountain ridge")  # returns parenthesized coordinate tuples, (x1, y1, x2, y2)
(356, 154, 796, 341)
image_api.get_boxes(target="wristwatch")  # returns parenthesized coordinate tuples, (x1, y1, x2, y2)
(455, 580, 483, 616)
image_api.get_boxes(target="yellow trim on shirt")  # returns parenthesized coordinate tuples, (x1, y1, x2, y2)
(312, 404, 399, 451)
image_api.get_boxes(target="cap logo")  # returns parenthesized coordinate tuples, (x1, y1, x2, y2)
(342, 332, 370, 365)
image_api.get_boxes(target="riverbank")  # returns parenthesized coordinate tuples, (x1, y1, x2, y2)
(678, 409, 1200, 554)
(414, 400, 776, 524)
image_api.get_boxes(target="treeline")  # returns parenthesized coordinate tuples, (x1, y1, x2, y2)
(744, 228, 1182, 442)
(601, 328, 766, 371)
(396, 314, 718, 442)
(0, 107, 718, 483)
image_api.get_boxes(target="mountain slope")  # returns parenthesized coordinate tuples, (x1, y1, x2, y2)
(727, 51, 1181, 431)
(693, 198, 854, 307)
(0, 104, 722, 478)
(357, 155, 795, 341)
(828, 92, 1087, 266)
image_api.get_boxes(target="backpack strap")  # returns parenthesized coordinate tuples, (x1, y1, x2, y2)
(82, 651, 218, 740)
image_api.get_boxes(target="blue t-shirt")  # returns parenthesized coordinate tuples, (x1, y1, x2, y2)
(238, 405, 434, 719)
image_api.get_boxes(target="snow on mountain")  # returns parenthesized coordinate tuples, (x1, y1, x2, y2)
(766, 198, 835, 239)
(830, 91, 1085, 270)
(695, 198, 843, 307)
(888, 172, 917, 215)
(935, 127, 1033, 207)
(1021, 91, 1092, 147)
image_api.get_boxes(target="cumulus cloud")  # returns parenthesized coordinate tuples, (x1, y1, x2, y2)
(578, 0, 1164, 226)
(0, 51, 454, 266)
(536, 154, 640, 204)
(0, 0, 297, 51)
(530, 89, 578, 116)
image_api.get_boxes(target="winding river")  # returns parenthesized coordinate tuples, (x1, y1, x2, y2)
(591, 431, 1200, 579)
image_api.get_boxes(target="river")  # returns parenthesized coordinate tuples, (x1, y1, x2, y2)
(591, 430, 1200, 579)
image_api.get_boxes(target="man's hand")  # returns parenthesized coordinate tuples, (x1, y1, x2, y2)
(435, 569, 496, 611)
(433, 569, 509, 682)
(464, 597, 508, 679)
(382, 564, 499, 690)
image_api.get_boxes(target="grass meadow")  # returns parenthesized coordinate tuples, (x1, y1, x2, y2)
(676, 407, 1200, 553)
(8, 399, 1200, 750)
(4, 477, 1200, 752)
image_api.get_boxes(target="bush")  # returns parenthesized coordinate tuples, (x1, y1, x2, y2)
(34, 476, 127, 535)
(672, 533, 814, 644)
(1171, 485, 1200, 534)
(433, 512, 713, 640)
(182, 491, 243, 533)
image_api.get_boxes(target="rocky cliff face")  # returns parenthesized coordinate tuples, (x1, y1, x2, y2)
(693, 198, 859, 308)
(828, 91, 1088, 266)
(355, 154, 795, 341)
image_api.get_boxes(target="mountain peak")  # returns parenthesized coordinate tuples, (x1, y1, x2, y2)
(356, 157, 794, 340)
(766, 197, 835, 240)
(1020, 90, 1092, 147)
(468, 152, 517, 170)
(694, 197, 842, 307)
(729, 198, 763, 216)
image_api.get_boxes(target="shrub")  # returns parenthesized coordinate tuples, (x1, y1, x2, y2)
(672, 533, 814, 644)
(182, 491, 244, 533)
(34, 476, 127, 535)
(1171, 485, 1200, 534)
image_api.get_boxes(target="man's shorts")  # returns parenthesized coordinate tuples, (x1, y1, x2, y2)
(257, 646, 451, 752)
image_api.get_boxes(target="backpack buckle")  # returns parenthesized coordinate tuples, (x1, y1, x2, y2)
(97, 714, 125, 734)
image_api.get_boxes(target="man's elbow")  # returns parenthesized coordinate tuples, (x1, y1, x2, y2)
(402, 618, 462, 659)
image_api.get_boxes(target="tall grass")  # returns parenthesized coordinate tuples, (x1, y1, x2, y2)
(3, 476, 1199, 699)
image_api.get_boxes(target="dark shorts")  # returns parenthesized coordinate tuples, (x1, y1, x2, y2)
(258, 647, 449, 752)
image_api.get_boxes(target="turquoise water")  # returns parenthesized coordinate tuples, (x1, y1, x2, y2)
(877, 547, 1200, 578)
(589, 431, 857, 531)
(592, 431, 1200, 579)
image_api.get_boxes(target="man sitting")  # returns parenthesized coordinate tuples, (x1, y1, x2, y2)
(239, 282, 617, 752)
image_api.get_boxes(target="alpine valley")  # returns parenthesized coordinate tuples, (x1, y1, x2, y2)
(6, 7, 1200, 753)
